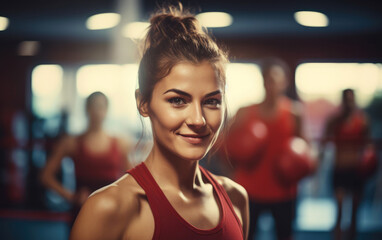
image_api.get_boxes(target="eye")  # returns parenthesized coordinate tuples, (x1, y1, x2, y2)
(204, 98, 221, 108)
(168, 97, 186, 107)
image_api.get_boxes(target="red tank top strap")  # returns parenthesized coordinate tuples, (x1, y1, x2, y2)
(126, 163, 162, 238)
(199, 167, 243, 235)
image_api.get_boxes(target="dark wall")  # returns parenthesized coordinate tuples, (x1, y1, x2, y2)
(225, 33, 382, 63)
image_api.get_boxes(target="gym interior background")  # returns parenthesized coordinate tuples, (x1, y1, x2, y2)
(0, 0, 382, 239)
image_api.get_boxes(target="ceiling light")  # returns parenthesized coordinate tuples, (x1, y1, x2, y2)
(195, 12, 233, 28)
(0, 16, 9, 31)
(86, 13, 121, 30)
(122, 22, 150, 39)
(294, 11, 329, 27)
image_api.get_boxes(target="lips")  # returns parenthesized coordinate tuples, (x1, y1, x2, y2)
(178, 133, 210, 144)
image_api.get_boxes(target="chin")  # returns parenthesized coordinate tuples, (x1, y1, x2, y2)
(174, 147, 208, 162)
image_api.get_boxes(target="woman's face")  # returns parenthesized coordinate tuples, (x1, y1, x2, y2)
(263, 65, 287, 98)
(343, 90, 356, 110)
(87, 95, 108, 125)
(145, 61, 223, 161)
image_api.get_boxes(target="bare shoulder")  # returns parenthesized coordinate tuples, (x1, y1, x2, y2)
(88, 173, 144, 217)
(212, 174, 248, 206)
(231, 104, 257, 125)
(236, 105, 256, 117)
(114, 135, 133, 153)
(70, 174, 145, 240)
(54, 135, 77, 154)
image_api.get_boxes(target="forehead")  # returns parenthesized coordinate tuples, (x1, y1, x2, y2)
(153, 61, 222, 94)
(88, 95, 107, 106)
(269, 65, 286, 77)
(344, 91, 354, 99)
(263, 65, 287, 84)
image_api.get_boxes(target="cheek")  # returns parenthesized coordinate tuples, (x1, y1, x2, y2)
(97, 109, 107, 117)
(150, 102, 183, 132)
(205, 110, 222, 132)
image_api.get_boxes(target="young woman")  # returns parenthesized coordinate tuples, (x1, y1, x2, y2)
(40, 91, 131, 224)
(321, 89, 370, 240)
(69, 5, 249, 240)
(227, 58, 303, 240)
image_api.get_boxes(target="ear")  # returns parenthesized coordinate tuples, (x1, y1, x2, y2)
(135, 89, 149, 117)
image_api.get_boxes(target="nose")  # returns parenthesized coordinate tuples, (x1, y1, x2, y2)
(185, 102, 206, 129)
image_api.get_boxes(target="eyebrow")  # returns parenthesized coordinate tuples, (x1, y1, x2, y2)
(163, 89, 221, 98)
(205, 90, 222, 98)
(163, 89, 191, 98)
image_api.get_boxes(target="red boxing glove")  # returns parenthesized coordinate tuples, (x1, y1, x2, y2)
(275, 137, 316, 186)
(359, 145, 378, 179)
(225, 116, 268, 167)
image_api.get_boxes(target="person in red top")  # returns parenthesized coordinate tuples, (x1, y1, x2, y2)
(70, 4, 249, 240)
(228, 58, 303, 240)
(321, 89, 370, 240)
(40, 91, 131, 224)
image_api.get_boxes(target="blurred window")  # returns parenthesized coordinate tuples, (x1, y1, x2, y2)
(226, 63, 264, 117)
(296, 63, 382, 107)
(31, 65, 63, 118)
(73, 64, 142, 136)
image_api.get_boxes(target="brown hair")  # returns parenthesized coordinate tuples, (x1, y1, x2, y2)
(137, 4, 228, 107)
(86, 91, 108, 110)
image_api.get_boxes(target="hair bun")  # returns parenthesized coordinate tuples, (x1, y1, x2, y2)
(144, 4, 204, 50)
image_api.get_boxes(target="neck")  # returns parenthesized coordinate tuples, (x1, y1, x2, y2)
(145, 141, 204, 193)
(262, 94, 281, 109)
(87, 122, 103, 133)
(340, 107, 355, 118)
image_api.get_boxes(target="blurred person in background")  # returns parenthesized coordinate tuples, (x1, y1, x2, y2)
(70, 4, 249, 240)
(40, 91, 131, 225)
(224, 58, 314, 240)
(320, 88, 374, 240)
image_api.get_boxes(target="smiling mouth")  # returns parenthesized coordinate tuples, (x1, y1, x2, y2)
(178, 134, 210, 144)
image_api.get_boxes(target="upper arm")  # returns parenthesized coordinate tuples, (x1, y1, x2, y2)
(70, 186, 136, 240)
(362, 114, 371, 139)
(291, 101, 304, 138)
(40, 136, 75, 181)
(323, 117, 336, 143)
(70, 192, 120, 240)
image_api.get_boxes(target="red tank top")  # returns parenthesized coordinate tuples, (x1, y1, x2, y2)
(234, 100, 297, 202)
(127, 163, 243, 240)
(73, 136, 124, 191)
(333, 111, 367, 148)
